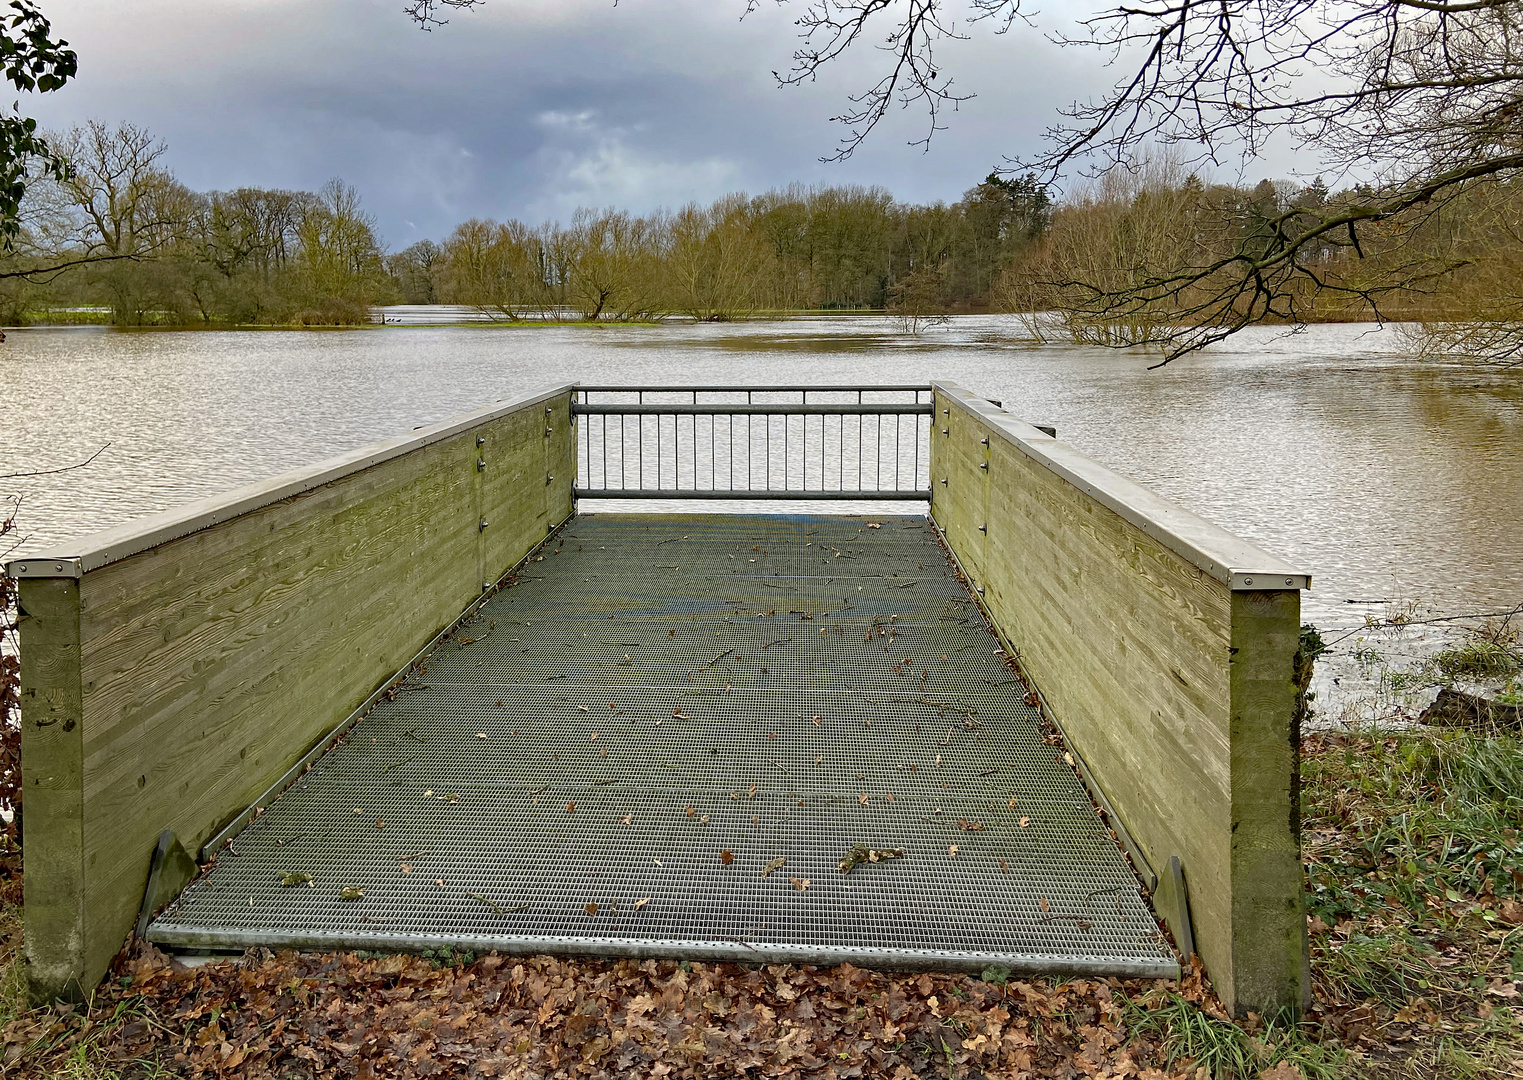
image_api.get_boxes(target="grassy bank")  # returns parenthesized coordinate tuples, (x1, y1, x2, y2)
(0, 729, 1517, 1078)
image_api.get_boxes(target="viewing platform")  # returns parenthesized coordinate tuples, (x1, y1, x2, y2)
(148, 512, 1176, 976)
(10, 384, 1310, 1015)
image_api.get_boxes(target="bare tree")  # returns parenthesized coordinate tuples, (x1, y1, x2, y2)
(667, 195, 774, 320)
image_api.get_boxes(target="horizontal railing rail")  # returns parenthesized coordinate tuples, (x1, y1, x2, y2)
(573, 385, 934, 500)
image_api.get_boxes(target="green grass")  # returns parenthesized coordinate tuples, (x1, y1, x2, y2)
(1120, 989, 1346, 1079)
(1302, 727, 1523, 1077)
(1305, 729, 1523, 934)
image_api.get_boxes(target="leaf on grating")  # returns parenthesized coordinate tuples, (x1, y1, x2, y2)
(838, 844, 904, 874)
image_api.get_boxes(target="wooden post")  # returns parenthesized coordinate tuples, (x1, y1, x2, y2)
(1230, 589, 1310, 1015)
(17, 577, 86, 1002)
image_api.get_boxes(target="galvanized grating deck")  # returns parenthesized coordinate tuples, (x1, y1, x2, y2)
(150, 514, 1178, 977)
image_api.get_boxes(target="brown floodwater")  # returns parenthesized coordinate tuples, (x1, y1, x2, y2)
(3, 316, 1519, 721)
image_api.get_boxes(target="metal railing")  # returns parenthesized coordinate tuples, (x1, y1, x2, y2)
(572, 386, 933, 500)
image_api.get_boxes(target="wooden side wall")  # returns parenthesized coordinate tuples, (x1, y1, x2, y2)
(929, 387, 1305, 1016)
(17, 389, 575, 1000)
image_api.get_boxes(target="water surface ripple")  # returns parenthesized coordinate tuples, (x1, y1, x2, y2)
(3, 316, 1520, 630)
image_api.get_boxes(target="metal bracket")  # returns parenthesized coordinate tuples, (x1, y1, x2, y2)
(545, 427, 553, 437)
(477, 458, 486, 472)
(1232, 572, 1308, 590)
(479, 518, 490, 532)
(476, 435, 486, 448)
(979, 462, 988, 471)
(136, 830, 196, 941)
(8, 557, 82, 578)
(546, 474, 555, 485)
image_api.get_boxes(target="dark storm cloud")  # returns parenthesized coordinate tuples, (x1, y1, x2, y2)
(28, 0, 1094, 247)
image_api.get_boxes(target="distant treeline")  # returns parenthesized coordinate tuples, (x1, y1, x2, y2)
(4, 121, 1512, 341)
(0, 121, 1050, 326)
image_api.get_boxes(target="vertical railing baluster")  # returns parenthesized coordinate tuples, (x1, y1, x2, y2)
(894, 413, 901, 490)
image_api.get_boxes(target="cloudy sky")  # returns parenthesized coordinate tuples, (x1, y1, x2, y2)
(29, 0, 1228, 250)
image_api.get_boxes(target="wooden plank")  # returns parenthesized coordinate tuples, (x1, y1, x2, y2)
(17, 578, 86, 1003)
(21, 393, 569, 1000)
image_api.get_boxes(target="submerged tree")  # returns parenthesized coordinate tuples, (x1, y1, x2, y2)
(768, 1, 1523, 362)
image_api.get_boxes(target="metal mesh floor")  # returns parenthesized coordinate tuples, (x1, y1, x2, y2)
(150, 513, 1177, 977)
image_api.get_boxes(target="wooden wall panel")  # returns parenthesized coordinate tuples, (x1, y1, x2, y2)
(929, 385, 1305, 1016)
(16, 387, 575, 1001)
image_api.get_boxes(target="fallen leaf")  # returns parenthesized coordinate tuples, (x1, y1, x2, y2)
(859, 793, 869, 805)
(590, 731, 598, 742)
(935, 754, 942, 766)
(812, 715, 822, 726)
(686, 806, 696, 817)
(633, 897, 651, 910)
(720, 850, 734, 865)
(1039, 898, 1050, 913)
(762, 856, 787, 878)
(1023, 691, 1040, 707)
(620, 814, 633, 825)
(1008, 797, 1017, 810)
(278, 871, 314, 887)
(1000, 859, 1010, 874)
(948, 845, 959, 857)
(749, 782, 757, 798)
(957, 818, 984, 832)
(375, 819, 385, 829)
(585, 903, 599, 915)
(790, 877, 810, 891)
(867, 522, 881, 529)
(1064, 752, 1075, 766)
(700, 814, 710, 823)
(495, 700, 504, 708)
(838, 844, 905, 874)
(475, 732, 489, 740)
(400, 863, 412, 874)
(566, 801, 576, 813)
(1019, 816, 1030, 828)
(1258, 1064, 1306, 1080)
(339, 886, 364, 901)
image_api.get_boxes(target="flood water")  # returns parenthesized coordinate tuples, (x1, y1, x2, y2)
(3, 316, 1520, 721)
